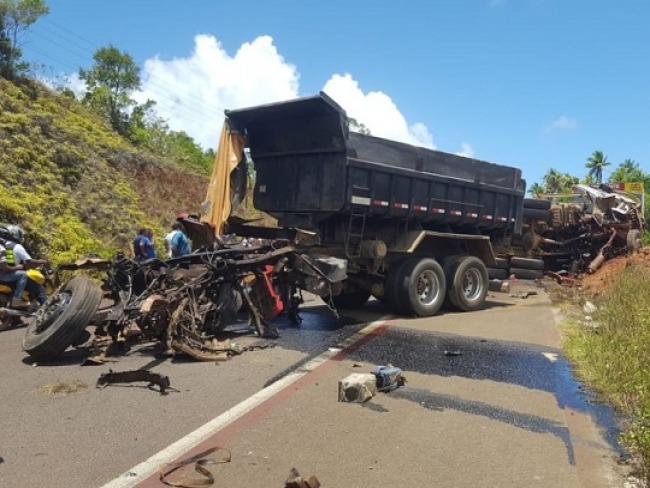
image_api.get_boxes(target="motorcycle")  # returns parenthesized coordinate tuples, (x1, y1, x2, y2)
(0, 268, 56, 332)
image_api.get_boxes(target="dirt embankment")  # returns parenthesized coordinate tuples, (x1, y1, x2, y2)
(581, 247, 650, 296)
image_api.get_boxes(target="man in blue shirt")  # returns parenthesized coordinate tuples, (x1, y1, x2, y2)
(170, 223, 191, 257)
(133, 228, 156, 261)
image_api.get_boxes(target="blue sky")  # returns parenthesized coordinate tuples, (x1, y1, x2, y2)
(20, 0, 650, 189)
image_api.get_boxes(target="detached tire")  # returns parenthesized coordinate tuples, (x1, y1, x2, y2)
(510, 267, 544, 280)
(523, 198, 551, 210)
(509, 257, 544, 271)
(523, 208, 551, 222)
(494, 257, 510, 270)
(23, 276, 102, 361)
(394, 258, 446, 317)
(444, 256, 489, 312)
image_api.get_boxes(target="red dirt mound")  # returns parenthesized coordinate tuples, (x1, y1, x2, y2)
(581, 247, 650, 296)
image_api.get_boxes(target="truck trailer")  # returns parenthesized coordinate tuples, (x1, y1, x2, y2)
(223, 92, 527, 317)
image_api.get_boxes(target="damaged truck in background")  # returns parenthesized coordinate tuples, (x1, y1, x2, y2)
(20, 92, 644, 362)
(516, 185, 644, 276)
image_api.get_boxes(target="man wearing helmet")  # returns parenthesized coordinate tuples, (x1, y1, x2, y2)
(0, 225, 49, 307)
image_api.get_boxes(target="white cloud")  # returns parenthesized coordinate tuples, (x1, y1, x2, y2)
(546, 115, 577, 133)
(133, 35, 439, 152)
(40, 72, 85, 98)
(455, 143, 475, 158)
(323, 73, 435, 148)
(136, 34, 300, 149)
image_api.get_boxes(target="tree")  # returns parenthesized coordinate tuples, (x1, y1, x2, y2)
(542, 168, 565, 194)
(586, 150, 610, 184)
(528, 182, 544, 197)
(79, 45, 142, 136)
(0, 0, 49, 79)
(347, 116, 371, 135)
(608, 159, 645, 184)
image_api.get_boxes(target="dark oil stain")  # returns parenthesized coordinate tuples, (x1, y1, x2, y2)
(391, 386, 575, 464)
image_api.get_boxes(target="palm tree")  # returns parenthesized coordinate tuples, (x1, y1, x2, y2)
(528, 182, 544, 197)
(586, 150, 610, 184)
(543, 168, 565, 193)
(608, 159, 641, 183)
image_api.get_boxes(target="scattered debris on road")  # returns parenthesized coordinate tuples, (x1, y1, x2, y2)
(41, 380, 88, 395)
(285, 468, 321, 488)
(488, 279, 511, 293)
(509, 290, 538, 299)
(159, 445, 231, 488)
(371, 365, 404, 392)
(338, 373, 377, 403)
(444, 350, 462, 357)
(96, 369, 173, 394)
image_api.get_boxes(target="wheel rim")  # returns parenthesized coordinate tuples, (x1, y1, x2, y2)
(461, 268, 483, 301)
(415, 269, 442, 306)
(33, 291, 73, 334)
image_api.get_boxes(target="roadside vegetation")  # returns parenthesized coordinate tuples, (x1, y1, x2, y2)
(561, 265, 650, 481)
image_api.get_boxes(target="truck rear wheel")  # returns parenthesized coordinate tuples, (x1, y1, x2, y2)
(394, 258, 446, 317)
(444, 256, 489, 312)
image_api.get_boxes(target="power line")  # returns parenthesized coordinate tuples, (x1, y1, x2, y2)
(37, 18, 228, 122)
(23, 20, 225, 128)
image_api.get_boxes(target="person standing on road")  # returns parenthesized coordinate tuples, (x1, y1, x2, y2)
(169, 222, 191, 258)
(133, 228, 156, 261)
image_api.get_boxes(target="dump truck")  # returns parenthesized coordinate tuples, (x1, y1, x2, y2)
(222, 92, 527, 317)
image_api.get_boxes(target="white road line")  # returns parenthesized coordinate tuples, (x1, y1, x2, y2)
(100, 317, 391, 488)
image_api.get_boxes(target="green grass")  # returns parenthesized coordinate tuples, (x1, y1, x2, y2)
(0, 77, 209, 263)
(562, 264, 650, 479)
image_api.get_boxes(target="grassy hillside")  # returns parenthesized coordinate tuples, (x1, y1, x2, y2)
(0, 77, 209, 262)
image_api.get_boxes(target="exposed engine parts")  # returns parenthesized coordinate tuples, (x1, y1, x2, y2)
(517, 185, 644, 275)
(22, 242, 348, 363)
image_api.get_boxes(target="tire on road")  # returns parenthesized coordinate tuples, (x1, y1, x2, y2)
(523, 208, 551, 222)
(444, 256, 489, 312)
(23, 276, 102, 361)
(488, 268, 509, 280)
(510, 267, 544, 280)
(523, 198, 551, 210)
(393, 257, 446, 317)
(509, 257, 545, 271)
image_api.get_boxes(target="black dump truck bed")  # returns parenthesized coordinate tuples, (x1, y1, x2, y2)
(225, 92, 525, 236)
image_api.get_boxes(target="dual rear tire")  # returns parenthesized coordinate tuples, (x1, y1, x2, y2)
(387, 255, 488, 317)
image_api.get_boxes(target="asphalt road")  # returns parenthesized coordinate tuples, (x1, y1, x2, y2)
(0, 283, 628, 487)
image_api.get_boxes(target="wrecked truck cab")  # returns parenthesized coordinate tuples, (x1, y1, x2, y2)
(519, 184, 644, 274)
